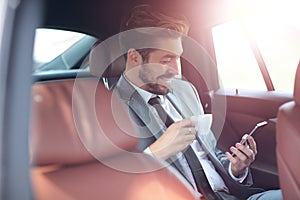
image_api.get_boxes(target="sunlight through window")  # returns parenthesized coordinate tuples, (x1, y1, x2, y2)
(212, 0, 300, 92)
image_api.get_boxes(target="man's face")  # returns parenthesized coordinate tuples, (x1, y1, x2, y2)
(138, 38, 183, 95)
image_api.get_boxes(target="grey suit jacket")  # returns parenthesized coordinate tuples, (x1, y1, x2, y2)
(114, 74, 264, 199)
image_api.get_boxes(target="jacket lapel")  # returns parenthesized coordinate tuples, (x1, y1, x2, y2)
(129, 92, 164, 138)
(167, 90, 193, 119)
(116, 75, 164, 139)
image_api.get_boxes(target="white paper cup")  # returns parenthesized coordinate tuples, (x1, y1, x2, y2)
(190, 114, 212, 135)
(190, 114, 216, 155)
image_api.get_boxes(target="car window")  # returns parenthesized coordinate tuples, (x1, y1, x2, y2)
(212, 21, 267, 91)
(33, 28, 97, 72)
(252, 19, 300, 92)
(212, 1, 300, 93)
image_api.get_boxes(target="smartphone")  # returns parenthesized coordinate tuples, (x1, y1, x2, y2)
(231, 121, 268, 156)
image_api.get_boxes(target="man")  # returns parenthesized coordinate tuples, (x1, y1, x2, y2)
(114, 4, 282, 200)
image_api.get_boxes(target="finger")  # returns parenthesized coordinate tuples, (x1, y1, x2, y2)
(183, 134, 196, 143)
(230, 145, 247, 161)
(235, 143, 255, 160)
(178, 118, 194, 127)
(225, 151, 237, 164)
(184, 127, 196, 136)
(247, 135, 257, 155)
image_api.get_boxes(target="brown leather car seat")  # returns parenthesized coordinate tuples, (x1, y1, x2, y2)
(30, 40, 197, 199)
(276, 61, 300, 199)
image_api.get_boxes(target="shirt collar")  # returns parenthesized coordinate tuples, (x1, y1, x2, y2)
(123, 72, 164, 103)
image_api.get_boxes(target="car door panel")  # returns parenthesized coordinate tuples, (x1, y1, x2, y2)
(214, 89, 292, 190)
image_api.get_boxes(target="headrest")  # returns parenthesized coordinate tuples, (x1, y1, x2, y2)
(294, 61, 300, 105)
(89, 40, 125, 78)
(30, 79, 138, 166)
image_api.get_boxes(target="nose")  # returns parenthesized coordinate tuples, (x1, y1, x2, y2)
(167, 58, 181, 76)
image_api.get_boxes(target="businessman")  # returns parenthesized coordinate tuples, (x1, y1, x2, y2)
(114, 4, 282, 200)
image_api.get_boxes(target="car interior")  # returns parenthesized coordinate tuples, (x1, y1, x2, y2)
(0, 0, 299, 199)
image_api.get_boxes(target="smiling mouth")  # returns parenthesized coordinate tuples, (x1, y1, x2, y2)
(157, 77, 172, 86)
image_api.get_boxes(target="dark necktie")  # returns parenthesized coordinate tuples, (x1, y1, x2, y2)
(148, 96, 219, 200)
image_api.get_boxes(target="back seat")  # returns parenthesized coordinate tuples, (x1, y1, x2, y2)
(30, 76, 197, 199)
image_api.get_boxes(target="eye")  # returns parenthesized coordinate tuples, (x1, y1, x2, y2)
(160, 58, 172, 65)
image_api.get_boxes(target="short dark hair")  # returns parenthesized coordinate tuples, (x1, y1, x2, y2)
(120, 4, 189, 62)
(120, 4, 189, 34)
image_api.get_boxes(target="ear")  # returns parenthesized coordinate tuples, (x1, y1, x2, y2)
(127, 48, 142, 66)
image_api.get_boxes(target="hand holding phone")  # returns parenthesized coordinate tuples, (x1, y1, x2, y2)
(231, 121, 268, 156)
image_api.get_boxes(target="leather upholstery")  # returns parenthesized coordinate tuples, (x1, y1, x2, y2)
(30, 79, 138, 165)
(30, 78, 197, 199)
(89, 40, 125, 78)
(31, 155, 196, 200)
(276, 61, 300, 199)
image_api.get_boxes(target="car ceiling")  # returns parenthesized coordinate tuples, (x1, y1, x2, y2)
(42, 0, 232, 40)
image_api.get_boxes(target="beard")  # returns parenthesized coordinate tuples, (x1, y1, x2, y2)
(143, 83, 170, 95)
(139, 67, 172, 95)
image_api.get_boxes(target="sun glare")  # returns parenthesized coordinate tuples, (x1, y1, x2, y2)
(213, 0, 300, 92)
